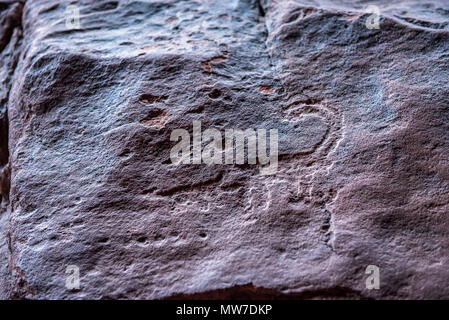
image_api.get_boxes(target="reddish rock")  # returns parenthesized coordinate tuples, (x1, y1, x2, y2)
(0, 0, 448, 299)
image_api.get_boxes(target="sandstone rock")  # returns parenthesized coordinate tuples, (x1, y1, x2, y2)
(0, 0, 448, 299)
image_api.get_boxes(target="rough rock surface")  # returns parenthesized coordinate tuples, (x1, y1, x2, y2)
(0, 0, 448, 299)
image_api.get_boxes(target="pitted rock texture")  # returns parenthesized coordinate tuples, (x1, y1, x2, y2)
(0, 0, 448, 299)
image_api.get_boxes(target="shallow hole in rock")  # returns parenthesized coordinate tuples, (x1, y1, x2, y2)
(141, 186, 157, 194)
(154, 234, 164, 241)
(137, 236, 147, 243)
(208, 89, 221, 99)
(139, 94, 160, 105)
(119, 148, 131, 157)
(98, 237, 109, 244)
(199, 232, 207, 238)
(139, 109, 169, 128)
(161, 158, 172, 164)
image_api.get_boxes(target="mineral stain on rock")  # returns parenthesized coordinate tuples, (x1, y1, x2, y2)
(139, 108, 169, 129)
(139, 94, 161, 105)
(201, 55, 228, 73)
(0, 0, 448, 300)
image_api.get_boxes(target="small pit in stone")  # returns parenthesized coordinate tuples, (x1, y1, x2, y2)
(137, 236, 147, 243)
(139, 94, 160, 105)
(98, 237, 109, 244)
(208, 89, 221, 99)
(154, 234, 164, 241)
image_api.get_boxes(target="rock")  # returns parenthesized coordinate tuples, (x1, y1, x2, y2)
(0, 0, 448, 299)
(0, 0, 23, 299)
